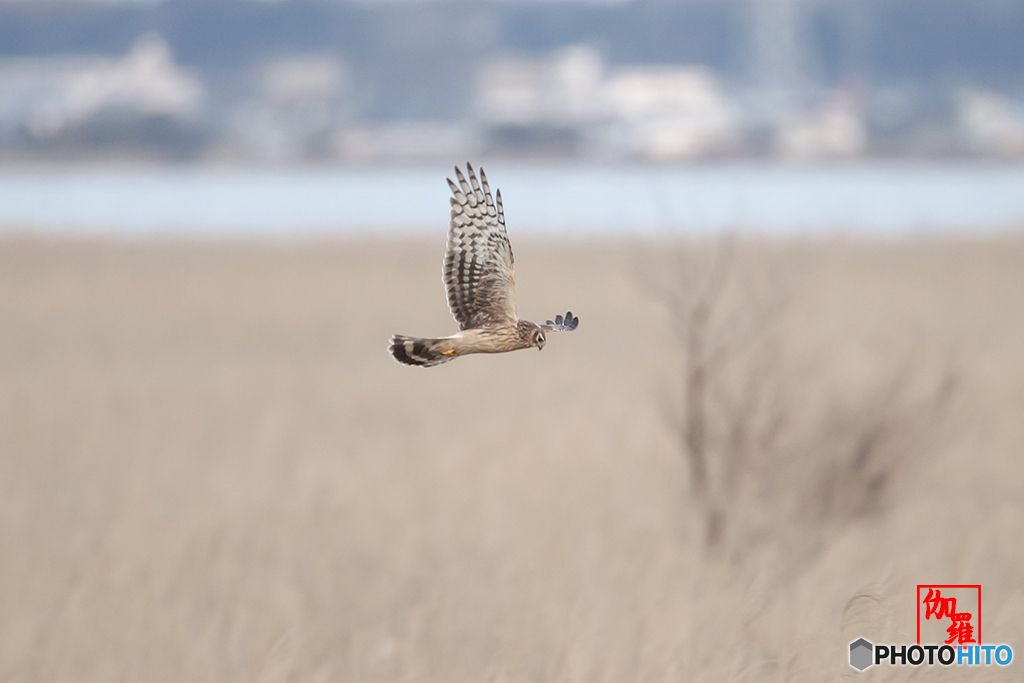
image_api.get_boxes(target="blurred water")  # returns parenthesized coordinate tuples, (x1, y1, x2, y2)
(1, 162, 1022, 237)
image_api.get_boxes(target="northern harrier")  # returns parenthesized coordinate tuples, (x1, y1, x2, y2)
(389, 163, 579, 367)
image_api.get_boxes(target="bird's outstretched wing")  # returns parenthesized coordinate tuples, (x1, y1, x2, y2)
(442, 163, 518, 331)
(541, 311, 579, 332)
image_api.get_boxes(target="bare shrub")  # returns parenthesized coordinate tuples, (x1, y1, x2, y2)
(643, 237, 958, 571)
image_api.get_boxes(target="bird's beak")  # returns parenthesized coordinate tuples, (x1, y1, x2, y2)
(536, 340, 545, 350)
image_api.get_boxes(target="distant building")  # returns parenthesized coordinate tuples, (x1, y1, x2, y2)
(476, 46, 739, 160)
(474, 45, 603, 156)
(775, 92, 866, 158)
(228, 55, 350, 162)
(0, 34, 202, 145)
(476, 45, 604, 129)
(957, 89, 1024, 157)
(604, 65, 740, 160)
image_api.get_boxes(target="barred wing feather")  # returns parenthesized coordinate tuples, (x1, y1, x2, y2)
(443, 163, 518, 330)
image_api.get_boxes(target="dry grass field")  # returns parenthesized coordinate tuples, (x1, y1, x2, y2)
(1, 235, 1022, 682)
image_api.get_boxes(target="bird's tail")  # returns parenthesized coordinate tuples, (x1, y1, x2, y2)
(389, 335, 457, 367)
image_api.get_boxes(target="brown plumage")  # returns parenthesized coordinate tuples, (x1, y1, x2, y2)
(389, 163, 579, 368)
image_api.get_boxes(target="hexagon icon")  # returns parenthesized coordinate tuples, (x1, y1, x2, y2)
(849, 638, 873, 671)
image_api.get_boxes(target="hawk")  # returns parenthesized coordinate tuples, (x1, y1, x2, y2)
(390, 163, 579, 367)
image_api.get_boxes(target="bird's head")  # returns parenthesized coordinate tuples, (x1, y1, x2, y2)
(531, 327, 546, 350)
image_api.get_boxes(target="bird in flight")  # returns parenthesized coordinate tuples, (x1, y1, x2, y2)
(390, 163, 579, 367)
